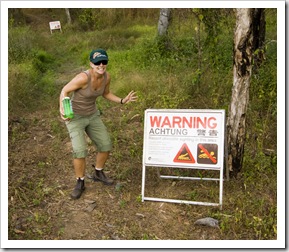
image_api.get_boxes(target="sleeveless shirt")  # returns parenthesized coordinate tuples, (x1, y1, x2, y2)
(71, 70, 107, 116)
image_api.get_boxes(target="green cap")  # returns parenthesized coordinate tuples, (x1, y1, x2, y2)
(89, 49, 108, 64)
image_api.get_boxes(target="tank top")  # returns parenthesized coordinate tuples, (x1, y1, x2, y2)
(71, 70, 107, 116)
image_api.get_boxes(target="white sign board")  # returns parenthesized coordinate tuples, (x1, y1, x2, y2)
(143, 109, 225, 170)
(142, 109, 226, 208)
(49, 21, 62, 34)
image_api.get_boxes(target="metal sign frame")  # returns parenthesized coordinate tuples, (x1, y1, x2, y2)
(141, 109, 225, 208)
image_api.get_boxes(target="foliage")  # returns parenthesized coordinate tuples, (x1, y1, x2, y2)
(77, 9, 98, 31)
(8, 26, 38, 64)
(32, 50, 56, 73)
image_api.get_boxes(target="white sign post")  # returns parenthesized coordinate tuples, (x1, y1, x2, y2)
(142, 109, 226, 208)
(49, 21, 62, 34)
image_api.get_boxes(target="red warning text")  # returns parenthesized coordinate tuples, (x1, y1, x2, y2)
(150, 116, 217, 129)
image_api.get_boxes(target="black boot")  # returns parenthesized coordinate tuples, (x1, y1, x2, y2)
(92, 166, 114, 185)
(71, 178, 85, 199)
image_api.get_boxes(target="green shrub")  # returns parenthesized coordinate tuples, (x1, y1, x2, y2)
(32, 50, 55, 73)
(9, 61, 56, 114)
(9, 63, 40, 112)
(8, 26, 38, 63)
(77, 9, 98, 31)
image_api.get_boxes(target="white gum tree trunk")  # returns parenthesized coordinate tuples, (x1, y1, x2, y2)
(227, 9, 254, 177)
(158, 8, 171, 36)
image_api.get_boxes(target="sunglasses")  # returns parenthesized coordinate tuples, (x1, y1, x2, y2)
(93, 60, 108, 66)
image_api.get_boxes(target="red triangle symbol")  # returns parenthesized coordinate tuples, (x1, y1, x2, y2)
(173, 143, 195, 163)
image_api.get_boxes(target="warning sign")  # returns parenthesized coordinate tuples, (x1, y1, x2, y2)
(143, 109, 225, 169)
(173, 143, 195, 163)
(49, 21, 62, 34)
(197, 144, 218, 165)
(142, 109, 226, 208)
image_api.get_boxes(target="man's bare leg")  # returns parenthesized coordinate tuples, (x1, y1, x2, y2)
(74, 158, 86, 178)
(96, 152, 109, 168)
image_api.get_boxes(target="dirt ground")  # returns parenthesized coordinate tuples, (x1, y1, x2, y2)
(8, 104, 226, 244)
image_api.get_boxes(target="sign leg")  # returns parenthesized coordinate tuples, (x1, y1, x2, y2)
(141, 165, 146, 202)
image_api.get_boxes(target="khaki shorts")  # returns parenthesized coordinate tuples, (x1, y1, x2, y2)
(65, 111, 112, 158)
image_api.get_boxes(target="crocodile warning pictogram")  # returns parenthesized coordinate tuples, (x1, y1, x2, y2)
(197, 143, 218, 165)
(173, 143, 196, 163)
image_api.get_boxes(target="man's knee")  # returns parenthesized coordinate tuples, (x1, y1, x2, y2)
(97, 143, 112, 152)
(73, 150, 88, 159)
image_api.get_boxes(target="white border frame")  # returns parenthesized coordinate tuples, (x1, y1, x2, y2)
(1, 1, 285, 249)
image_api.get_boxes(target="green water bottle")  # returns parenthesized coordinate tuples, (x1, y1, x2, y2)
(62, 97, 74, 119)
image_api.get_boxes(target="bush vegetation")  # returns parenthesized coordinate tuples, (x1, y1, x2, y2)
(8, 8, 277, 240)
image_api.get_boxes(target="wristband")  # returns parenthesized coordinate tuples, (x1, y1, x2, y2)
(120, 98, 124, 104)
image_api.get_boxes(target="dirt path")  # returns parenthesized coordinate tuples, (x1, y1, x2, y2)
(8, 105, 223, 241)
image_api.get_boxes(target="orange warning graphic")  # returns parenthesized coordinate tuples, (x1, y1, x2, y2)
(173, 143, 196, 163)
(197, 144, 218, 165)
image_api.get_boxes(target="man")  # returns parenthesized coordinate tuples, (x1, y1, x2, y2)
(59, 48, 137, 199)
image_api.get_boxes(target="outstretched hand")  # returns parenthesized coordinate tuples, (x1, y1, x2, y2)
(122, 91, 137, 104)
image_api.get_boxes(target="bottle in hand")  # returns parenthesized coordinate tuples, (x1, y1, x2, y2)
(62, 97, 74, 119)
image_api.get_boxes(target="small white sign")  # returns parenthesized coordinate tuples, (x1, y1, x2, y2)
(49, 21, 62, 34)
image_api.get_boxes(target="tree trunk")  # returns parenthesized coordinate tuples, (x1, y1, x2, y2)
(65, 8, 72, 25)
(227, 9, 254, 177)
(252, 8, 266, 70)
(191, 9, 203, 86)
(158, 8, 171, 36)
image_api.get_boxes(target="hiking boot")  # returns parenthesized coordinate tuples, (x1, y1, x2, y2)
(71, 178, 85, 199)
(92, 167, 114, 185)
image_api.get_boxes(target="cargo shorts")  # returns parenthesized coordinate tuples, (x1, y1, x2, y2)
(65, 111, 112, 158)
